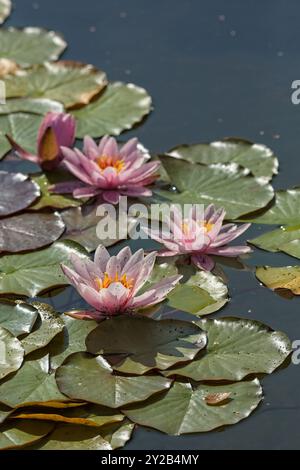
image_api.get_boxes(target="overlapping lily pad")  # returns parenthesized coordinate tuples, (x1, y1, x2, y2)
(56, 353, 172, 408)
(61, 204, 121, 252)
(0, 0, 11, 24)
(0, 171, 40, 216)
(49, 314, 98, 370)
(86, 316, 207, 374)
(0, 354, 69, 408)
(0, 212, 65, 253)
(156, 156, 274, 219)
(0, 300, 38, 336)
(244, 188, 300, 225)
(0, 113, 42, 159)
(164, 318, 291, 381)
(4, 62, 107, 109)
(0, 28, 66, 67)
(0, 326, 24, 380)
(100, 420, 135, 450)
(168, 139, 278, 183)
(0, 420, 54, 450)
(256, 266, 300, 295)
(30, 423, 112, 450)
(0, 240, 89, 297)
(123, 380, 262, 435)
(72, 82, 152, 138)
(0, 98, 64, 115)
(13, 404, 124, 428)
(29, 174, 81, 211)
(21, 303, 64, 355)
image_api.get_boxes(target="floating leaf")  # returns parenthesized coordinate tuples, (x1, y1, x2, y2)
(164, 317, 291, 381)
(56, 352, 172, 408)
(0, 113, 42, 159)
(249, 226, 300, 254)
(0, 355, 69, 408)
(13, 404, 124, 428)
(0, 28, 66, 67)
(21, 303, 64, 355)
(0, 98, 64, 115)
(0, 404, 12, 424)
(86, 316, 207, 375)
(147, 262, 228, 316)
(0, 326, 24, 380)
(49, 314, 97, 370)
(0, 420, 54, 450)
(156, 156, 274, 219)
(0, 171, 40, 216)
(61, 204, 121, 252)
(31, 423, 112, 450)
(168, 139, 278, 183)
(0, 0, 11, 24)
(73, 82, 152, 138)
(256, 266, 300, 295)
(100, 420, 134, 450)
(123, 380, 262, 435)
(0, 240, 89, 297)
(5, 62, 107, 109)
(244, 188, 300, 225)
(0, 300, 38, 336)
(0, 212, 65, 253)
(29, 174, 81, 211)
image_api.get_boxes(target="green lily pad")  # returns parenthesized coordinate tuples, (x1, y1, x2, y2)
(13, 404, 124, 428)
(0, 28, 66, 67)
(56, 352, 172, 408)
(31, 423, 112, 450)
(21, 303, 64, 355)
(244, 188, 300, 225)
(0, 404, 12, 424)
(0, 0, 11, 24)
(123, 380, 262, 435)
(0, 326, 24, 380)
(146, 262, 228, 316)
(0, 300, 38, 336)
(86, 316, 207, 375)
(0, 98, 64, 115)
(61, 204, 122, 252)
(168, 139, 278, 183)
(5, 61, 107, 109)
(0, 420, 54, 450)
(164, 317, 291, 381)
(156, 156, 274, 219)
(249, 226, 300, 254)
(0, 354, 69, 408)
(0, 171, 40, 216)
(49, 314, 98, 370)
(29, 174, 82, 211)
(0, 240, 89, 297)
(256, 266, 300, 295)
(72, 82, 152, 138)
(0, 112, 43, 159)
(0, 212, 65, 253)
(100, 420, 135, 450)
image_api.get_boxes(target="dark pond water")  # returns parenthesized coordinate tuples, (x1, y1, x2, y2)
(2, 0, 300, 450)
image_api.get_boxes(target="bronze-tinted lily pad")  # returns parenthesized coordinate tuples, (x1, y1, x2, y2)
(256, 266, 300, 295)
(0, 171, 40, 216)
(0, 212, 65, 253)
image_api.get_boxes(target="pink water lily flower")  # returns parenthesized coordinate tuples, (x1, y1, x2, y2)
(61, 245, 182, 320)
(50, 135, 160, 204)
(7, 112, 76, 170)
(146, 204, 251, 271)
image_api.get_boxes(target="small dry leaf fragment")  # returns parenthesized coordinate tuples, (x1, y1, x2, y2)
(204, 392, 232, 406)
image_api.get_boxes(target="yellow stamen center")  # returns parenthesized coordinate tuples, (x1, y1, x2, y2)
(182, 222, 190, 235)
(95, 272, 134, 290)
(203, 222, 214, 232)
(96, 155, 125, 173)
